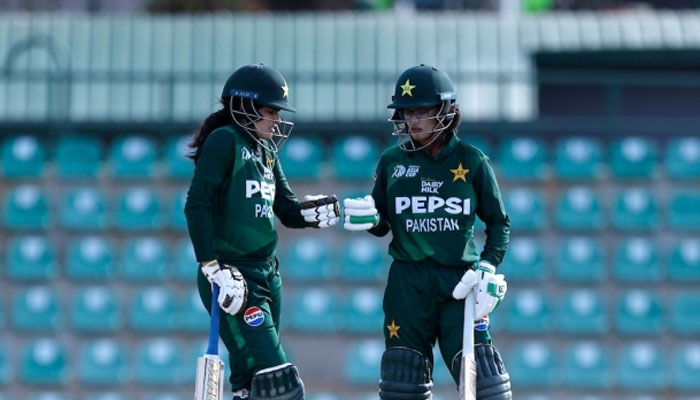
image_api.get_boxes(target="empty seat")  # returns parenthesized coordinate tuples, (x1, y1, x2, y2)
(290, 288, 339, 333)
(618, 342, 665, 389)
(508, 342, 556, 387)
(65, 236, 116, 280)
(77, 339, 128, 385)
(555, 187, 604, 231)
(278, 136, 323, 180)
(669, 191, 700, 231)
(342, 287, 383, 334)
(612, 189, 660, 230)
(55, 136, 102, 178)
(665, 137, 699, 179)
(6, 236, 57, 281)
(610, 137, 657, 179)
(169, 188, 188, 231)
(115, 188, 162, 230)
(59, 187, 107, 230)
(281, 237, 335, 281)
(669, 239, 700, 281)
(164, 135, 193, 179)
(502, 188, 546, 231)
(134, 338, 182, 385)
(562, 342, 612, 388)
(12, 286, 61, 332)
(554, 137, 603, 180)
(129, 288, 177, 332)
(173, 238, 197, 282)
(672, 343, 700, 390)
(332, 136, 379, 180)
(0, 135, 46, 178)
(498, 237, 546, 282)
(178, 289, 208, 333)
(670, 292, 700, 335)
(71, 286, 121, 333)
(20, 339, 68, 385)
(613, 238, 663, 282)
(121, 237, 168, 281)
(339, 237, 387, 282)
(2, 185, 50, 230)
(498, 137, 547, 180)
(616, 290, 664, 335)
(555, 237, 605, 282)
(559, 289, 608, 334)
(109, 135, 158, 178)
(506, 290, 554, 333)
(344, 339, 384, 385)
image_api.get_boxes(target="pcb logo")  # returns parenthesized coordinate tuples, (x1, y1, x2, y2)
(243, 306, 265, 326)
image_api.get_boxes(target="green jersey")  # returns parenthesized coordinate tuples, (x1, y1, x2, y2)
(185, 125, 307, 262)
(369, 134, 510, 267)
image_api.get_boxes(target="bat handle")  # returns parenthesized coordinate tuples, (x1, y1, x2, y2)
(207, 283, 221, 356)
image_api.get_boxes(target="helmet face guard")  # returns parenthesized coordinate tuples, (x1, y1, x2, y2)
(230, 96, 294, 154)
(389, 100, 456, 152)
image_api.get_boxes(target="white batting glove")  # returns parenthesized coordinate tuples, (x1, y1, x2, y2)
(300, 194, 340, 228)
(453, 261, 507, 318)
(200, 260, 248, 316)
(343, 195, 380, 231)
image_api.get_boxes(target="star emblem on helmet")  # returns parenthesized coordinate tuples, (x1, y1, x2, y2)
(281, 83, 289, 98)
(400, 79, 416, 97)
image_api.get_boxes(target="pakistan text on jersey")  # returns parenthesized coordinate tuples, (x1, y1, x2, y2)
(395, 196, 471, 215)
(405, 217, 460, 232)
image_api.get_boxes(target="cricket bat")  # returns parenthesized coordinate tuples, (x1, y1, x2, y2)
(458, 289, 477, 400)
(194, 283, 225, 400)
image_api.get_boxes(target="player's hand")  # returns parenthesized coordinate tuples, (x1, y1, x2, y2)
(200, 260, 248, 316)
(343, 195, 380, 231)
(300, 194, 340, 228)
(453, 260, 507, 318)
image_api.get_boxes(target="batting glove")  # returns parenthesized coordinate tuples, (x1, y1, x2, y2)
(300, 194, 340, 228)
(343, 195, 380, 231)
(200, 260, 248, 316)
(453, 261, 507, 318)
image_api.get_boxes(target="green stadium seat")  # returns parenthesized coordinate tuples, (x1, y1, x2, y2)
(497, 137, 547, 180)
(78, 339, 128, 385)
(669, 239, 700, 281)
(115, 187, 162, 230)
(20, 339, 68, 384)
(178, 289, 208, 333)
(0, 344, 9, 385)
(610, 137, 657, 179)
(554, 137, 604, 180)
(65, 236, 116, 280)
(12, 286, 61, 332)
(173, 238, 197, 282)
(339, 237, 387, 282)
(6, 236, 57, 281)
(555, 187, 604, 231)
(129, 288, 177, 332)
(670, 292, 700, 335)
(169, 188, 188, 231)
(562, 342, 612, 388)
(121, 237, 168, 281)
(559, 289, 608, 334)
(612, 189, 660, 230)
(342, 287, 383, 334)
(134, 339, 182, 385)
(59, 187, 107, 230)
(55, 136, 102, 178)
(0, 135, 46, 178)
(71, 286, 120, 333)
(278, 136, 324, 180)
(672, 343, 700, 390)
(332, 135, 379, 180)
(290, 288, 339, 333)
(498, 238, 546, 282)
(344, 339, 383, 385)
(618, 342, 665, 389)
(613, 238, 663, 282)
(508, 342, 556, 387)
(666, 137, 699, 179)
(506, 290, 554, 333)
(669, 191, 700, 231)
(164, 135, 193, 179)
(109, 135, 158, 178)
(282, 237, 335, 281)
(2, 185, 50, 230)
(502, 188, 546, 231)
(555, 237, 605, 282)
(616, 290, 664, 335)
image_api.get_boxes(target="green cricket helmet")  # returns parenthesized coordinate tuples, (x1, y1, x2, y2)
(387, 64, 457, 152)
(222, 64, 295, 153)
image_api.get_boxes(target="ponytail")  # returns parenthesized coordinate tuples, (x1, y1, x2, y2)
(187, 98, 233, 163)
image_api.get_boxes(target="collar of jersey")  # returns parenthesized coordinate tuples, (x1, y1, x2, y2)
(420, 133, 459, 161)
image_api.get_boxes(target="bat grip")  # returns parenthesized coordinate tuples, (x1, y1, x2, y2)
(207, 283, 221, 356)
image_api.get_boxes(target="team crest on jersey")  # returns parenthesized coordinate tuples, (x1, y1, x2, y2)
(421, 179, 444, 194)
(243, 306, 265, 326)
(266, 155, 275, 170)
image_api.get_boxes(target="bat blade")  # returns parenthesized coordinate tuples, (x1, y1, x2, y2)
(195, 284, 224, 400)
(459, 290, 477, 400)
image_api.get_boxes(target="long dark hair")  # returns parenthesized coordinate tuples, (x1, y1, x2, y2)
(187, 98, 233, 163)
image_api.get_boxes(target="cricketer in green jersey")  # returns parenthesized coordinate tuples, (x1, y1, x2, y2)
(184, 64, 340, 400)
(344, 65, 512, 400)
